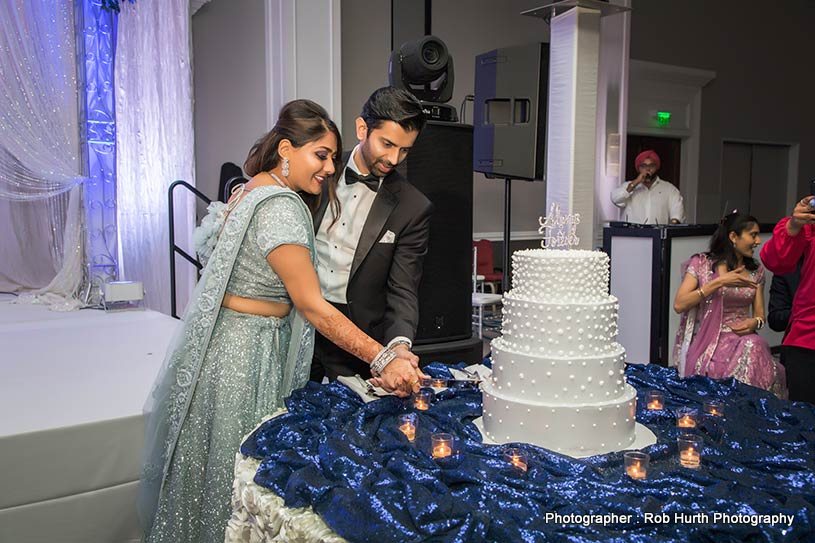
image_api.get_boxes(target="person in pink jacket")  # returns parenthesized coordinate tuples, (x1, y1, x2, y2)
(760, 195, 815, 404)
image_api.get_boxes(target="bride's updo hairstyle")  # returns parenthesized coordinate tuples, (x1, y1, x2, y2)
(244, 99, 341, 215)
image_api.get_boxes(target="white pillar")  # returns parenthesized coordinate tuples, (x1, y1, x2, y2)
(266, 0, 342, 130)
(594, 0, 631, 247)
(545, 6, 601, 249)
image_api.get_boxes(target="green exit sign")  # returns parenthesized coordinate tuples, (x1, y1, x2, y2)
(656, 111, 672, 127)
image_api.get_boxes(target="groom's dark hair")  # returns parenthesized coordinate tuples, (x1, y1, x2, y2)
(361, 87, 426, 133)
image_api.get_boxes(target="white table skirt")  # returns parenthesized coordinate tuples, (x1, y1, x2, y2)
(226, 412, 346, 543)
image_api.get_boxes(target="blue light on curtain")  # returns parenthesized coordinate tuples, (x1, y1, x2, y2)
(78, 0, 119, 287)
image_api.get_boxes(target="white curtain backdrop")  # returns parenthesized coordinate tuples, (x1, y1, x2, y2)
(115, 0, 196, 314)
(0, 1, 85, 303)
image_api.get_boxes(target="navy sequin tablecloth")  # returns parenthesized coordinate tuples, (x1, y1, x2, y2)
(237, 363, 815, 542)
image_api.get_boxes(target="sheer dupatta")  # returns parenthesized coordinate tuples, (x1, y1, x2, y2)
(137, 186, 316, 532)
(672, 254, 725, 378)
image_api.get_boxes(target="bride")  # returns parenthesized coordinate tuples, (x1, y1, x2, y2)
(139, 100, 426, 543)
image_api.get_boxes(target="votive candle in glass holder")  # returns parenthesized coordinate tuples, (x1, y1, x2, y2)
(398, 413, 417, 442)
(676, 407, 698, 428)
(678, 434, 702, 469)
(413, 390, 432, 411)
(623, 451, 649, 480)
(431, 433, 454, 459)
(703, 400, 724, 417)
(645, 390, 665, 410)
(503, 448, 528, 473)
(420, 377, 448, 390)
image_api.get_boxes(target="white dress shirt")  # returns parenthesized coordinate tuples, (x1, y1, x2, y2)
(610, 176, 686, 224)
(315, 145, 381, 304)
(315, 147, 413, 349)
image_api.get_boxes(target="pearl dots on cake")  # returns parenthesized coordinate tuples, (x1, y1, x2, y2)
(483, 250, 632, 456)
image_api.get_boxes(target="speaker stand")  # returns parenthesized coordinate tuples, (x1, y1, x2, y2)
(502, 178, 513, 292)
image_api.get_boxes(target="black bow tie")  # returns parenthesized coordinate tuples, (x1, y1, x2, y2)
(345, 168, 380, 192)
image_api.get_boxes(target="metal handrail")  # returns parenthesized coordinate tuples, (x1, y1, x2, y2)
(168, 180, 212, 318)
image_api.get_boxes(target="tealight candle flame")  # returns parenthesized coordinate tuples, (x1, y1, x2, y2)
(679, 447, 700, 468)
(704, 401, 724, 417)
(647, 399, 663, 410)
(626, 461, 646, 480)
(433, 442, 452, 459)
(399, 422, 416, 442)
(677, 415, 696, 428)
(510, 454, 528, 472)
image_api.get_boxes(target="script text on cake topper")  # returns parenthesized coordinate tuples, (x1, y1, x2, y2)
(539, 202, 580, 249)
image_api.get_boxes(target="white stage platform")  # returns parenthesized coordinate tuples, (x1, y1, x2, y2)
(0, 300, 179, 543)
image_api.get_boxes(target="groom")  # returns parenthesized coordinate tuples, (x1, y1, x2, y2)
(310, 86, 432, 381)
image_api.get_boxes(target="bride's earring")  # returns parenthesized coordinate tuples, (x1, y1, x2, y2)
(282, 157, 290, 177)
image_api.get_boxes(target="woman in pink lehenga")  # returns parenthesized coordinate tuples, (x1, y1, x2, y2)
(673, 212, 787, 397)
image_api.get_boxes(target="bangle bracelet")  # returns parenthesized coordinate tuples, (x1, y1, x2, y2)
(370, 348, 397, 377)
(386, 337, 412, 351)
(697, 287, 706, 300)
(755, 317, 764, 330)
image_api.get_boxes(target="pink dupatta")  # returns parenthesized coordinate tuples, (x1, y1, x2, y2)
(673, 254, 725, 378)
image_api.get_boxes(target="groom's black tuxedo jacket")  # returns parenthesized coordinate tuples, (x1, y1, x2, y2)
(312, 152, 433, 344)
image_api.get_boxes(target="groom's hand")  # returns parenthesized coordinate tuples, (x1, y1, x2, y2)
(393, 344, 423, 373)
(371, 346, 427, 396)
(375, 357, 423, 397)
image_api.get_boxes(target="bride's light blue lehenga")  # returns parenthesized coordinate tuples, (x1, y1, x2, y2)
(138, 186, 316, 543)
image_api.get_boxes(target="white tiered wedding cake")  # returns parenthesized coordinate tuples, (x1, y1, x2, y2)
(481, 249, 638, 457)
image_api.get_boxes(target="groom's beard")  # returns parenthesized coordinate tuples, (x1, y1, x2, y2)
(359, 142, 395, 177)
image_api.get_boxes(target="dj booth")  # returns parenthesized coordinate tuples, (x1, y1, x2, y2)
(603, 223, 784, 366)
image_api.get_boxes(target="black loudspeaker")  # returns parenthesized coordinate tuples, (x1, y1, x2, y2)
(397, 121, 474, 345)
(413, 336, 484, 367)
(473, 42, 549, 181)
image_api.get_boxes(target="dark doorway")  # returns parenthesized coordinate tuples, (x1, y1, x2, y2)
(626, 135, 682, 189)
(721, 141, 790, 223)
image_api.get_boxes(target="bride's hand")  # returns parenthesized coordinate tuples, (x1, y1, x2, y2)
(372, 356, 427, 397)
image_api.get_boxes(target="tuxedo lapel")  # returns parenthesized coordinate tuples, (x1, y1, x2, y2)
(313, 152, 352, 232)
(350, 177, 399, 280)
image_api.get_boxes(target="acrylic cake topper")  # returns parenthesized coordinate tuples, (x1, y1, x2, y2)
(538, 203, 580, 249)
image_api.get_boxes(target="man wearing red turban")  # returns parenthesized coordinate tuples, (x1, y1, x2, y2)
(611, 149, 685, 224)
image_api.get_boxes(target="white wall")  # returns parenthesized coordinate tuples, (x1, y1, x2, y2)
(341, 0, 815, 233)
(340, 0, 554, 239)
(272, 0, 342, 127)
(434, 0, 552, 238)
(339, 0, 391, 145)
(192, 0, 268, 204)
(630, 0, 815, 223)
(193, 1, 815, 228)
(627, 60, 715, 225)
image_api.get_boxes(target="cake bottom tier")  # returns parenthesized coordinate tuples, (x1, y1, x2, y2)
(481, 381, 637, 456)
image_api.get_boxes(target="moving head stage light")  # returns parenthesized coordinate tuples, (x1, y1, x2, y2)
(389, 35, 457, 122)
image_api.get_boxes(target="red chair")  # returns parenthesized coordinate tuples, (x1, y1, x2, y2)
(472, 239, 502, 293)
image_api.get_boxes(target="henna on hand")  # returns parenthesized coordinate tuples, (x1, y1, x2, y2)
(312, 309, 381, 364)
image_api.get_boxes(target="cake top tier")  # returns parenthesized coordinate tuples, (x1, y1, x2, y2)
(509, 249, 610, 303)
